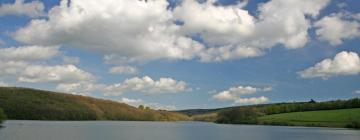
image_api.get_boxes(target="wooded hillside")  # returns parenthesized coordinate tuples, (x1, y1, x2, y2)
(0, 87, 189, 121)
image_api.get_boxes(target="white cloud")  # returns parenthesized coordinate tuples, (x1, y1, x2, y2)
(0, 0, 45, 17)
(118, 97, 144, 107)
(0, 45, 93, 86)
(0, 45, 187, 99)
(0, 45, 60, 62)
(173, 0, 330, 61)
(13, 0, 204, 62)
(56, 75, 189, 96)
(233, 96, 269, 105)
(0, 60, 28, 77)
(315, 12, 360, 45)
(12, 0, 331, 63)
(299, 51, 360, 79)
(0, 81, 9, 87)
(118, 97, 176, 110)
(254, 0, 329, 49)
(0, 46, 97, 93)
(18, 64, 95, 83)
(109, 66, 138, 74)
(213, 85, 271, 105)
(173, 0, 256, 46)
(0, 45, 60, 79)
(353, 13, 360, 21)
(62, 56, 80, 64)
(103, 76, 189, 96)
(355, 89, 360, 94)
(262, 87, 273, 92)
(199, 46, 263, 62)
(0, 39, 5, 46)
(336, 2, 347, 8)
(56, 82, 102, 95)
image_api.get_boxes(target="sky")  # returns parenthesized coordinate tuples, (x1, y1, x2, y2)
(0, 0, 359, 110)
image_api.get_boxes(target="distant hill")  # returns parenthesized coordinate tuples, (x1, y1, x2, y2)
(177, 98, 360, 128)
(1, 86, 359, 128)
(176, 103, 280, 116)
(176, 108, 221, 116)
(0, 87, 189, 121)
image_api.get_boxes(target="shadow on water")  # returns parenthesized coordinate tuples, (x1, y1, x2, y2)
(0, 120, 6, 128)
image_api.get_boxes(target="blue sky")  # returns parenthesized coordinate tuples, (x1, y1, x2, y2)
(0, 0, 359, 110)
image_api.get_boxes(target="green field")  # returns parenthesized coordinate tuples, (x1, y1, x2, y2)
(258, 108, 360, 128)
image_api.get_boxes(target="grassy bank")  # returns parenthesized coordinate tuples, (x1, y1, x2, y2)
(258, 108, 360, 128)
(181, 98, 360, 129)
(0, 87, 189, 121)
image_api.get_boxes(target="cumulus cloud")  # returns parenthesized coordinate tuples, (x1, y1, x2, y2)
(62, 56, 80, 64)
(173, 0, 256, 46)
(0, 46, 96, 92)
(0, 45, 60, 61)
(199, 46, 263, 62)
(56, 76, 189, 96)
(18, 64, 95, 83)
(13, 0, 204, 62)
(355, 89, 360, 94)
(103, 76, 189, 96)
(0, 0, 45, 17)
(0, 39, 5, 46)
(56, 82, 102, 95)
(12, 0, 331, 63)
(0, 81, 9, 87)
(173, 0, 329, 61)
(213, 85, 271, 105)
(0, 60, 28, 77)
(0, 46, 61, 78)
(253, 0, 329, 49)
(299, 51, 360, 79)
(118, 97, 143, 107)
(109, 66, 138, 74)
(118, 97, 176, 110)
(315, 12, 360, 45)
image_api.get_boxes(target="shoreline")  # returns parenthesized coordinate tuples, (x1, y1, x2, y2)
(1, 119, 359, 130)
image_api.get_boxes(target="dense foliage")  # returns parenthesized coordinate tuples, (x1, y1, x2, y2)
(216, 98, 360, 124)
(177, 108, 220, 116)
(216, 108, 261, 124)
(191, 113, 218, 122)
(0, 108, 6, 123)
(0, 87, 189, 121)
(258, 98, 360, 115)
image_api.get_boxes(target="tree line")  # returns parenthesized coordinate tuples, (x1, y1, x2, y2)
(216, 98, 360, 124)
(0, 108, 6, 124)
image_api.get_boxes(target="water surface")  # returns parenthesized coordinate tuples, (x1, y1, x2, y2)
(0, 120, 359, 140)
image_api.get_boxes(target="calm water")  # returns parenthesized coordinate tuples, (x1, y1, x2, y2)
(0, 120, 360, 140)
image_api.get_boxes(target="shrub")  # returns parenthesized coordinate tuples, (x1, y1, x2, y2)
(216, 107, 262, 124)
(0, 108, 6, 123)
(345, 121, 360, 129)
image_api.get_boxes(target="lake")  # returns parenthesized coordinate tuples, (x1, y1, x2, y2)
(0, 121, 359, 140)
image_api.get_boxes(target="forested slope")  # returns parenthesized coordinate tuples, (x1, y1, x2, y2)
(0, 87, 189, 121)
